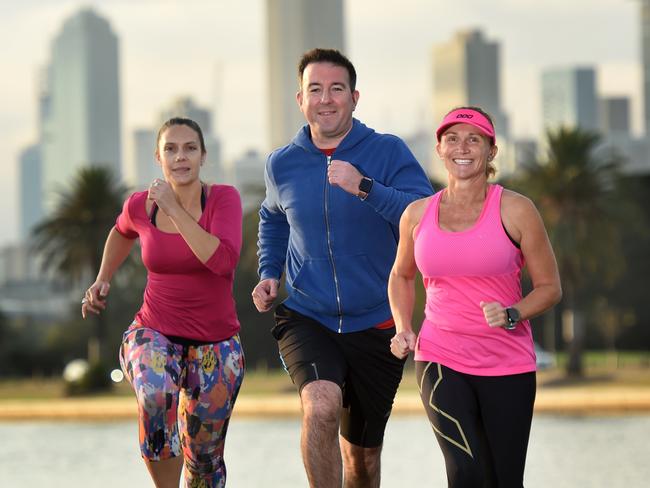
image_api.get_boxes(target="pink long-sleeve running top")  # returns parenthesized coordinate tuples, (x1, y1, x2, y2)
(115, 184, 242, 342)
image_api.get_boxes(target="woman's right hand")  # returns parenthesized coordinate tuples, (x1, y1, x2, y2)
(81, 281, 111, 319)
(390, 330, 417, 359)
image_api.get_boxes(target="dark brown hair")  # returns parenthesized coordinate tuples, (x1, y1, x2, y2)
(156, 117, 206, 154)
(298, 48, 357, 91)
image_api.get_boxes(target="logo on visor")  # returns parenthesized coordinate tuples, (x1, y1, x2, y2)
(456, 114, 474, 119)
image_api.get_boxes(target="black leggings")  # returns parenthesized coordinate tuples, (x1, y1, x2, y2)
(416, 362, 536, 488)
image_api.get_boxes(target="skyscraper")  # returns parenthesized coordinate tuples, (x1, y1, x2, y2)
(432, 30, 509, 139)
(266, 0, 345, 150)
(17, 67, 49, 241)
(600, 97, 631, 137)
(432, 29, 511, 179)
(541, 67, 597, 132)
(130, 128, 158, 189)
(641, 0, 650, 135)
(18, 145, 43, 241)
(42, 8, 121, 211)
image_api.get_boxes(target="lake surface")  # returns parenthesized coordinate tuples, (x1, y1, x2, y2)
(1, 414, 648, 487)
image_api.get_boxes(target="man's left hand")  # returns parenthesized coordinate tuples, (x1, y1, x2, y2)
(328, 160, 363, 196)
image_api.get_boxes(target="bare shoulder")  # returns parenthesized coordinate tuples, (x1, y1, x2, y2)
(404, 196, 432, 224)
(501, 188, 539, 220)
(500, 188, 545, 244)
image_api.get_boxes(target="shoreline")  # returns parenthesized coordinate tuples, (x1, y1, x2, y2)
(2, 386, 650, 421)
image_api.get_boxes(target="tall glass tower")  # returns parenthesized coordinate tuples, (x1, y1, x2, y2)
(642, 0, 650, 135)
(266, 0, 345, 150)
(42, 8, 121, 211)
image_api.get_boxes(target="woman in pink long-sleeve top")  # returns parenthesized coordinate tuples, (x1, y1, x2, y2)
(81, 117, 244, 488)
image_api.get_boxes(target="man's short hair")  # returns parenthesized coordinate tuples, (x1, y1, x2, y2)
(298, 48, 357, 91)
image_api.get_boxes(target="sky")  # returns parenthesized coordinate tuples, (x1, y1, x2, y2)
(0, 0, 641, 247)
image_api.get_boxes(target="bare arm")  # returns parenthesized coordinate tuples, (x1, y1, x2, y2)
(481, 190, 562, 328)
(82, 227, 135, 318)
(388, 197, 429, 358)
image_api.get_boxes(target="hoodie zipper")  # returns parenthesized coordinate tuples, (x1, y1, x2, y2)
(325, 155, 344, 332)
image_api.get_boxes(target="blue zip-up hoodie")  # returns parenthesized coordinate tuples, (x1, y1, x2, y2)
(258, 119, 433, 333)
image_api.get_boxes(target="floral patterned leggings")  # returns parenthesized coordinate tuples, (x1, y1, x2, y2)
(120, 324, 245, 488)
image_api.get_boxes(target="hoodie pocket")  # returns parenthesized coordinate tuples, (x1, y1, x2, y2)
(289, 258, 338, 315)
(335, 254, 388, 315)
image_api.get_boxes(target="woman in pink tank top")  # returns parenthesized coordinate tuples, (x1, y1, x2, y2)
(388, 106, 561, 487)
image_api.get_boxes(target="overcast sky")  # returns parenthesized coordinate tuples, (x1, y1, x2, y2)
(0, 0, 640, 246)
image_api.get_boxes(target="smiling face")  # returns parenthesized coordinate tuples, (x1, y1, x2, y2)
(436, 123, 498, 180)
(155, 124, 205, 186)
(297, 61, 359, 148)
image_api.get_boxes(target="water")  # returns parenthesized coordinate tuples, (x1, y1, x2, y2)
(1, 415, 648, 487)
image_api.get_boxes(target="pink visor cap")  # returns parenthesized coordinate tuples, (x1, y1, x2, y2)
(435, 108, 496, 144)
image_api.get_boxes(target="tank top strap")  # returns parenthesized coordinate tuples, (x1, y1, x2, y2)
(479, 184, 503, 230)
(414, 190, 444, 240)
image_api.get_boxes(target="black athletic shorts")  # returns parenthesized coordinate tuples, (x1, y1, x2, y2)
(272, 304, 406, 448)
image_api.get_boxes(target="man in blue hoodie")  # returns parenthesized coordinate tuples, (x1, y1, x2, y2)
(253, 48, 433, 487)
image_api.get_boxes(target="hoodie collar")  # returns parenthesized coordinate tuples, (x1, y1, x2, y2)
(292, 118, 375, 154)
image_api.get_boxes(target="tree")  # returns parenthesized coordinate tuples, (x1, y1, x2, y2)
(32, 166, 128, 363)
(510, 127, 626, 376)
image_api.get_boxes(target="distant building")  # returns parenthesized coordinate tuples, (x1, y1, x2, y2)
(41, 8, 121, 212)
(18, 145, 43, 241)
(129, 97, 224, 190)
(225, 149, 266, 212)
(641, 0, 650, 135)
(130, 129, 158, 190)
(513, 138, 538, 168)
(266, 0, 345, 150)
(403, 130, 436, 182)
(432, 29, 509, 141)
(541, 67, 598, 132)
(599, 96, 648, 174)
(0, 243, 70, 320)
(432, 29, 512, 179)
(599, 97, 631, 138)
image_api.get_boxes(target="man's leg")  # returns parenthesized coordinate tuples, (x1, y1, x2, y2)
(337, 327, 406, 487)
(340, 438, 382, 488)
(300, 379, 344, 488)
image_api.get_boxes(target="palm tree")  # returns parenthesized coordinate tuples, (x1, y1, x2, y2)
(511, 127, 625, 376)
(32, 166, 128, 363)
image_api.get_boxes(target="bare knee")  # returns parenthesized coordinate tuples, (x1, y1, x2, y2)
(301, 380, 342, 429)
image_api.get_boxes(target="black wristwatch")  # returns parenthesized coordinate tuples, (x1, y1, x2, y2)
(505, 307, 520, 330)
(358, 177, 373, 200)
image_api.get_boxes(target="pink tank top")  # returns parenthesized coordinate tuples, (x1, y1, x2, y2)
(413, 184, 536, 375)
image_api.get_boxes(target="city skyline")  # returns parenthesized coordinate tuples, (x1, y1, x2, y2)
(1, 0, 640, 247)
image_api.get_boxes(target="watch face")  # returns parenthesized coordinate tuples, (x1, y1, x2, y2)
(507, 307, 520, 323)
(359, 177, 373, 193)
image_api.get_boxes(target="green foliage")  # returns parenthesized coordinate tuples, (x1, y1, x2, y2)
(511, 127, 626, 292)
(31, 167, 132, 363)
(507, 126, 646, 375)
(32, 167, 129, 284)
(234, 205, 286, 369)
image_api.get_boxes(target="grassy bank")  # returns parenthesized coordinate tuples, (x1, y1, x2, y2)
(1, 351, 649, 401)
